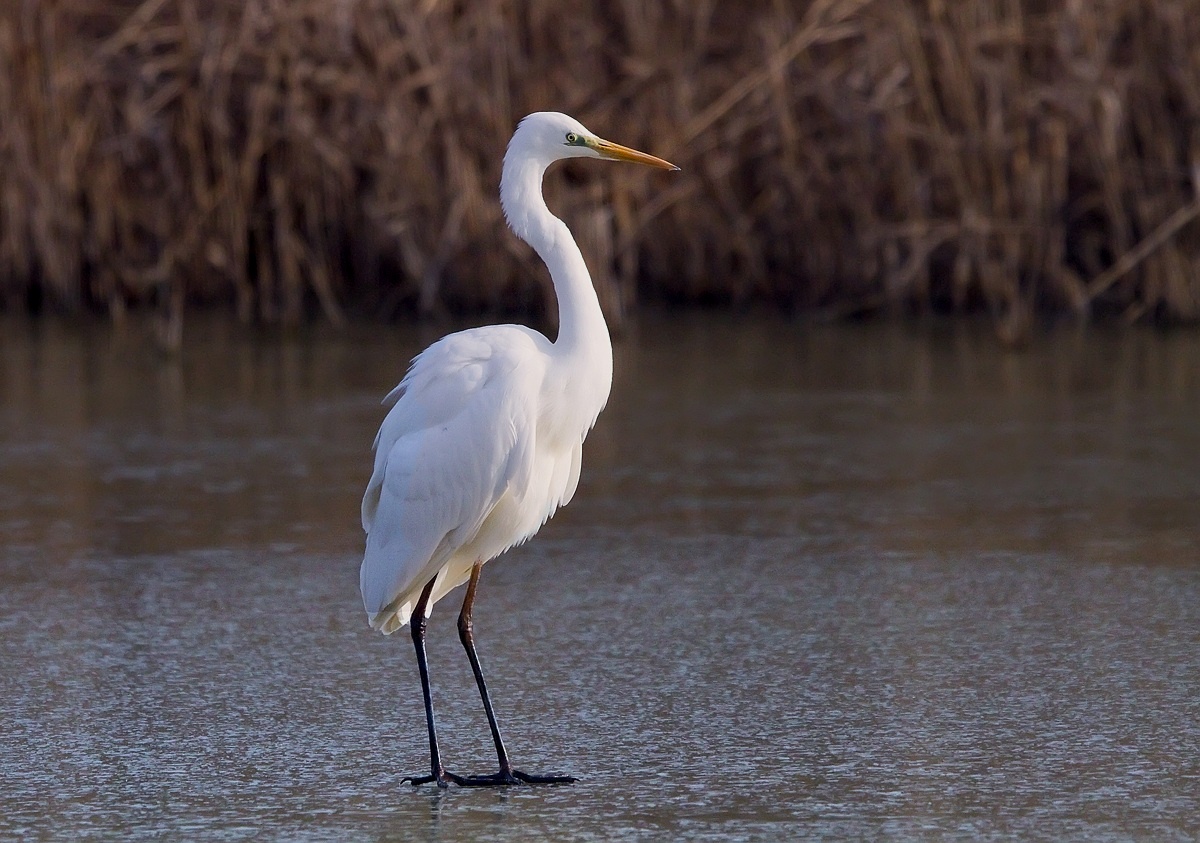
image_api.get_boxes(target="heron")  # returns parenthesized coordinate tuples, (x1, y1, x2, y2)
(360, 111, 678, 787)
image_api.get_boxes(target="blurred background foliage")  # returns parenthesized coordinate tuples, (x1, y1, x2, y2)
(3, 0, 1200, 342)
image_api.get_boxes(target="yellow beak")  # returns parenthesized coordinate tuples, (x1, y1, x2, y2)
(592, 138, 679, 171)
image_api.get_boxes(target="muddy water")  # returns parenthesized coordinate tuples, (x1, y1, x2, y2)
(1, 314, 1198, 840)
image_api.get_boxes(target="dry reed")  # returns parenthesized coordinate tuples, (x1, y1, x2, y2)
(3, 0, 1200, 341)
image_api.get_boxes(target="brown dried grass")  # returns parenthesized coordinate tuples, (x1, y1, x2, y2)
(3, 0, 1200, 340)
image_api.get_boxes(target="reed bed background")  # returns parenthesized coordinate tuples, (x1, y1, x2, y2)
(3, 0, 1200, 341)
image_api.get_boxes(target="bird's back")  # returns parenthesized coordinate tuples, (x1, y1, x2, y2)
(360, 324, 583, 633)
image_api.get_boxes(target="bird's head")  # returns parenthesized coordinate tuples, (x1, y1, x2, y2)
(508, 112, 679, 171)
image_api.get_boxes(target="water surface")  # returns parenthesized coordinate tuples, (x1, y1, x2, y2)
(1, 314, 1198, 840)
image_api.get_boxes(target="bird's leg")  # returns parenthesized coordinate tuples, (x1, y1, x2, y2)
(459, 561, 510, 766)
(447, 561, 577, 787)
(401, 576, 456, 788)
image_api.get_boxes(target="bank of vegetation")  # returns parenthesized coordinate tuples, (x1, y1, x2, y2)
(3, 0, 1199, 342)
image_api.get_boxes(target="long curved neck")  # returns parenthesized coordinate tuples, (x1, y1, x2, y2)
(500, 157, 610, 362)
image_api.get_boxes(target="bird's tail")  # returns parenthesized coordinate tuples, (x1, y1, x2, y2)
(366, 601, 411, 635)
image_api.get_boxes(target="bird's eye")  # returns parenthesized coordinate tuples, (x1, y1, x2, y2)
(565, 132, 579, 145)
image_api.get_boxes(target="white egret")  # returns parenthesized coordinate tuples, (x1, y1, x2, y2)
(360, 112, 677, 788)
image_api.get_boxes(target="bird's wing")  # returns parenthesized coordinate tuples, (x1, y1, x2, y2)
(359, 327, 544, 621)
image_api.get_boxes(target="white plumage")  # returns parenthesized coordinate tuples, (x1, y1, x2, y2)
(360, 112, 675, 634)
(358, 112, 676, 788)
(360, 324, 587, 632)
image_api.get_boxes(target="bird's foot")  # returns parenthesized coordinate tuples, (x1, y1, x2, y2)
(511, 768, 577, 785)
(458, 767, 577, 787)
(401, 772, 451, 789)
(405, 767, 576, 787)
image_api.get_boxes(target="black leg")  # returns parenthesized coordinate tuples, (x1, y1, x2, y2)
(458, 561, 511, 766)
(449, 561, 577, 787)
(402, 576, 453, 788)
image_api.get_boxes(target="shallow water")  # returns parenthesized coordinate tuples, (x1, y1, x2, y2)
(1, 314, 1198, 840)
